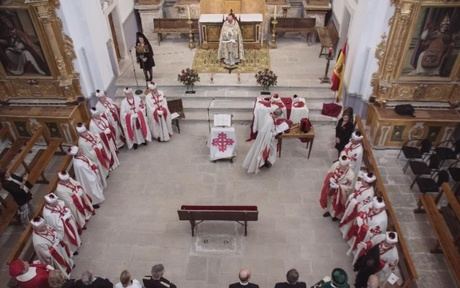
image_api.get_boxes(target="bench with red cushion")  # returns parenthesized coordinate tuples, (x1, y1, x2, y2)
(178, 205, 258, 236)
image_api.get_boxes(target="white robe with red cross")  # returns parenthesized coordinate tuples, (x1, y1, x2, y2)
(120, 95, 151, 149)
(243, 113, 277, 174)
(95, 97, 125, 148)
(78, 132, 110, 179)
(55, 178, 94, 230)
(319, 161, 355, 219)
(339, 180, 375, 239)
(347, 207, 388, 255)
(89, 113, 120, 170)
(342, 141, 363, 180)
(72, 155, 106, 205)
(145, 91, 173, 142)
(42, 200, 81, 254)
(32, 225, 74, 277)
(354, 234, 399, 278)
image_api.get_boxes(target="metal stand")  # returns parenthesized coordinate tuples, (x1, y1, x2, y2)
(129, 49, 139, 87)
(319, 54, 333, 84)
(271, 19, 278, 48)
(187, 19, 195, 49)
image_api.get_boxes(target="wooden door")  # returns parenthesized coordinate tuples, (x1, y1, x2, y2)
(108, 12, 121, 62)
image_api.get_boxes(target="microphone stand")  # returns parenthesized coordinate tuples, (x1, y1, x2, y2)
(129, 48, 139, 87)
(208, 98, 215, 133)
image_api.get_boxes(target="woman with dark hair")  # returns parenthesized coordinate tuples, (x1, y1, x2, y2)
(135, 32, 155, 82)
(335, 107, 355, 155)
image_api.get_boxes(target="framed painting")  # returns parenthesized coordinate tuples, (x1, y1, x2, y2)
(401, 6, 460, 79)
(0, 8, 51, 77)
(390, 125, 405, 142)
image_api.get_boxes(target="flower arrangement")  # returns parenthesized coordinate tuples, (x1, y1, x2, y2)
(178, 68, 200, 91)
(255, 69, 278, 91)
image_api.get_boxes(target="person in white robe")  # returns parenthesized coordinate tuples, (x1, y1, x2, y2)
(348, 196, 388, 254)
(67, 146, 105, 207)
(42, 193, 81, 255)
(218, 13, 244, 66)
(243, 108, 283, 174)
(30, 217, 73, 277)
(342, 130, 364, 181)
(270, 94, 287, 119)
(89, 107, 120, 170)
(55, 171, 94, 231)
(95, 89, 125, 149)
(290, 94, 309, 124)
(76, 123, 110, 179)
(120, 87, 151, 149)
(145, 82, 173, 142)
(355, 232, 399, 279)
(319, 153, 355, 221)
(339, 171, 376, 239)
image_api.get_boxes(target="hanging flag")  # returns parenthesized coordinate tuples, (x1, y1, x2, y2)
(331, 41, 347, 102)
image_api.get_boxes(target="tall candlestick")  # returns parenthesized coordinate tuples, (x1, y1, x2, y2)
(187, 5, 191, 20)
(274, 5, 277, 20)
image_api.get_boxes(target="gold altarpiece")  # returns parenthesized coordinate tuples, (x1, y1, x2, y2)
(200, 0, 265, 14)
(0, 0, 88, 144)
(367, 0, 460, 148)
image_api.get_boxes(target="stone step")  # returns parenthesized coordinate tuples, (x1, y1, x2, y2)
(182, 99, 327, 111)
(183, 110, 337, 123)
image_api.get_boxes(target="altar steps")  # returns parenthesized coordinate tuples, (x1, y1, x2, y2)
(113, 84, 338, 124)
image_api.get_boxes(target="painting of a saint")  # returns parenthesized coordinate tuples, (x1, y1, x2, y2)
(402, 7, 460, 77)
(0, 9, 50, 76)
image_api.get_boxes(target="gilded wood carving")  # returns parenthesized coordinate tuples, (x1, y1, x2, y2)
(372, 0, 460, 104)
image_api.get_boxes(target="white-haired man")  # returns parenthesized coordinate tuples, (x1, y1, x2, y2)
(75, 270, 113, 287)
(120, 87, 151, 149)
(143, 264, 177, 288)
(342, 130, 364, 180)
(89, 107, 120, 170)
(347, 196, 388, 254)
(55, 171, 94, 230)
(76, 123, 110, 179)
(339, 171, 376, 238)
(355, 231, 399, 278)
(31, 217, 73, 276)
(67, 146, 105, 207)
(243, 107, 284, 174)
(42, 193, 81, 255)
(145, 82, 173, 142)
(319, 153, 355, 221)
(94, 89, 125, 149)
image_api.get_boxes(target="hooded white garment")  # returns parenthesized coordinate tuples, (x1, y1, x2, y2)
(78, 131, 110, 179)
(89, 112, 120, 170)
(72, 154, 106, 204)
(145, 90, 173, 142)
(120, 94, 151, 149)
(243, 113, 277, 174)
(95, 96, 124, 148)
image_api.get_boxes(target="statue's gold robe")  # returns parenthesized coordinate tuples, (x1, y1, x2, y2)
(218, 20, 244, 65)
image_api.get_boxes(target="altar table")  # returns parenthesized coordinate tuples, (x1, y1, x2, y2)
(199, 13, 263, 49)
(277, 125, 315, 159)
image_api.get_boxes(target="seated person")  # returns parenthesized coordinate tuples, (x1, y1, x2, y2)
(75, 270, 113, 288)
(0, 170, 33, 225)
(274, 269, 306, 288)
(229, 269, 259, 288)
(143, 264, 177, 288)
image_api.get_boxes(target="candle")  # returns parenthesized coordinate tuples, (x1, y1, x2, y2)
(187, 5, 191, 20)
(328, 47, 333, 58)
(274, 5, 277, 20)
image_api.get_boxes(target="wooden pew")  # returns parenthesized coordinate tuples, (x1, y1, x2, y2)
(270, 17, 316, 45)
(177, 205, 258, 236)
(417, 189, 460, 285)
(7, 155, 73, 264)
(317, 20, 339, 57)
(153, 18, 199, 46)
(0, 139, 26, 171)
(356, 116, 417, 287)
(7, 127, 45, 174)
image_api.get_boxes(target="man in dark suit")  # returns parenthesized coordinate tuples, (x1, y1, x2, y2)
(274, 269, 306, 288)
(74, 270, 113, 288)
(229, 269, 259, 288)
(0, 170, 33, 225)
(143, 264, 177, 288)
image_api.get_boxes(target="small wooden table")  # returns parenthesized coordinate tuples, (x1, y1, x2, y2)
(277, 126, 315, 158)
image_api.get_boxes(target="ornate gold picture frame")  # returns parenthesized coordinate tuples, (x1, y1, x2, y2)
(372, 0, 460, 104)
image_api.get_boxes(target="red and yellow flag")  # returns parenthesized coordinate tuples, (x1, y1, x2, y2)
(331, 41, 347, 102)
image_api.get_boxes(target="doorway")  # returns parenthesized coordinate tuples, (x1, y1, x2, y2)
(108, 12, 121, 63)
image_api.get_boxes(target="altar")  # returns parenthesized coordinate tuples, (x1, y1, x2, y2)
(199, 13, 263, 49)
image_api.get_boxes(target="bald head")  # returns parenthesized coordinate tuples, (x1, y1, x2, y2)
(239, 269, 251, 282)
(367, 274, 380, 288)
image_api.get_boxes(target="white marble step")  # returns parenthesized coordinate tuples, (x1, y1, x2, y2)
(183, 110, 337, 123)
(182, 99, 327, 111)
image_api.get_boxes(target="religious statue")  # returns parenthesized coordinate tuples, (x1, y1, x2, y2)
(218, 12, 244, 66)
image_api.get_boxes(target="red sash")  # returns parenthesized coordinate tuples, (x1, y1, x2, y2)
(80, 133, 110, 169)
(125, 98, 148, 141)
(153, 106, 169, 123)
(45, 204, 79, 247)
(50, 245, 71, 273)
(75, 155, 98, 173)
(343, 143, 361, 161)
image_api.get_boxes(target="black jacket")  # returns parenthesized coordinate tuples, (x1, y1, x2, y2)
(229, 282, 259, 288)
(274, 282, 307, 288)
(74, 277, 113, 288)
(1, 174, 32, 206)
(143, 276, 177, 288)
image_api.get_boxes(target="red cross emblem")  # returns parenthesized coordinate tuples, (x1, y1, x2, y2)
(212, 132, 234, 152)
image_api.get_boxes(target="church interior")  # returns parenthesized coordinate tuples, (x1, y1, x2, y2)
(0, 0, 459, 287)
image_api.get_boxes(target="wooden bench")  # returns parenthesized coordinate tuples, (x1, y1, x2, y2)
(7, 155, 73, 264)
(416, 187, 460, 285)
(356, 117, 417, 287)
(167, 98, 185, 134)
(271, 17, 316, 45)
(153, 18, 199, 46)
(317, 20, 339, 57)
(177, 205, 258, 236)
